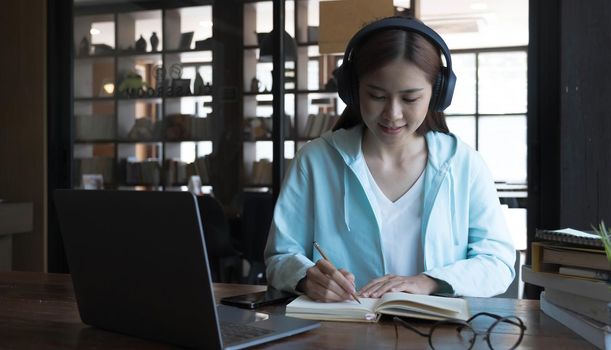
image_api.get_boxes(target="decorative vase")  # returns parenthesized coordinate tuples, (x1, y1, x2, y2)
(250, 77, 260, 93)
(150, 32, 159, 52)
(194, 72, 204, 95)
(79, 36, 90, 56)
(135, 35, 147, 52)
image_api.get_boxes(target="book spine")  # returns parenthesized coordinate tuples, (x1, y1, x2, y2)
(540, 292, 611, 349)
(559, 266, 610, 281)
(532, 242, 610, 273)
(545, 288, 611, 325)
(543, 247, 609, 271)
(303, 115, 315, 138)
(521, 266, 611, 301)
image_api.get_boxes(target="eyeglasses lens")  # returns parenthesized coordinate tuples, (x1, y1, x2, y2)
(487, 317, 524, 350)
(430, 323, 476, 350)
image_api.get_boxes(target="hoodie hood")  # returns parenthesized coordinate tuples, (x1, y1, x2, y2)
(321, 126, 367, 233)
(320, 126, 362, 167)
(321, 125, 460, 245)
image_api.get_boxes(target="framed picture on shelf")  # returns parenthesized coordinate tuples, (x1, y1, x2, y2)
(171, 78, 192, 96)
(178, 31, 194, 50)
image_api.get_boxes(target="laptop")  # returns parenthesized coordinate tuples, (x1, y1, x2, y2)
(54, 189, 319, 349)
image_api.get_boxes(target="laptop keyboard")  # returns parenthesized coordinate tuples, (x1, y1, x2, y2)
(220, 321, 274, 344)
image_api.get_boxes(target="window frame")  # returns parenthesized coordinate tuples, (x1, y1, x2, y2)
(446, 45, 528, 186)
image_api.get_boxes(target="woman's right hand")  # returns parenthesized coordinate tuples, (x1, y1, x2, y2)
(297, 259, 357, 302)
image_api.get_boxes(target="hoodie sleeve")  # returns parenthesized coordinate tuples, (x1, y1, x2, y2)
(424, 153, 516, 297)
(264, 155, 316, 293)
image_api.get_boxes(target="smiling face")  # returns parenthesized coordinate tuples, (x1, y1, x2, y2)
(358, 58, 433, 146)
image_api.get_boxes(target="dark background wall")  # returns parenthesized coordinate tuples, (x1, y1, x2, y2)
(559, 2, 611, 227)
(0, 1, 47, 271)
(527, 0, 611, 297)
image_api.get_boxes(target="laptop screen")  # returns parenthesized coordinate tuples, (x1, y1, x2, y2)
(55, 189, 223, 349)
(55, 189, 319, 350)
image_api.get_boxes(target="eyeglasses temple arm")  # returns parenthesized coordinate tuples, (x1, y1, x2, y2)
(461, 312, 527, 330)
(393, 317, 432, 338)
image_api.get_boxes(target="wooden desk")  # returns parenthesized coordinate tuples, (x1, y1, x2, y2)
(0, 272, 594, 349)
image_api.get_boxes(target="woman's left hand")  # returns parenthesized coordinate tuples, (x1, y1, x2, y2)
(358, 274, 439, 298)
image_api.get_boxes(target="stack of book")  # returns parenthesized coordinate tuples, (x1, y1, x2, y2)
(522, 228, 611, 349)
(123, 159, 161, 186)
(162, 114, 213, 141)
(164, 159, 189, 186)
(250, 158, 292, 185)
(251, 159, 272, 185)
(77, 157, 114, 185)
(191, 156, 211, 184)
(243, 115, 293, 141)
(302, 112, 338, 139)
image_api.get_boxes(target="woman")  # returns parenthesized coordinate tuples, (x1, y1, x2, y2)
(264, 16, 515, 301)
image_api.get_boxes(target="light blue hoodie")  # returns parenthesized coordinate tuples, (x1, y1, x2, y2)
(264, 125, 515, 297)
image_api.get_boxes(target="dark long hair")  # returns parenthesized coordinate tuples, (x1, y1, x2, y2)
(332, 22, 450, 134)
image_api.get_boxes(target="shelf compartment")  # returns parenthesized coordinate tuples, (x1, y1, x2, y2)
(164, 6, 212, 51)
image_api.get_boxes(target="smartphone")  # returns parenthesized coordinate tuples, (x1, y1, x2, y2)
(220, 288, 296, 309)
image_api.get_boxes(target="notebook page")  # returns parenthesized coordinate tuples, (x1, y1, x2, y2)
(286, 295, 378, 319)
(375, 292, 469, 320)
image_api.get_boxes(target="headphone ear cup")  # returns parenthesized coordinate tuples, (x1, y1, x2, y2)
(334, 62, 355, 107)
(430, 69, 446, 112)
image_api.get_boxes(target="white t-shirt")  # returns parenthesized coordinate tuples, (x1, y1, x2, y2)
(363, 165, 425, 277)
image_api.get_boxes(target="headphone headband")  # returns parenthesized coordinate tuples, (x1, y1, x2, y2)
(337, 17, 456, 112)
(343, 17, 453, 76)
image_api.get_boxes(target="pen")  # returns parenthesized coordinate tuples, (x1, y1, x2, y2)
(313, 241, 361, 304)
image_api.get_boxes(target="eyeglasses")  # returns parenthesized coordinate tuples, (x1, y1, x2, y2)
(393, 312, 527, 350)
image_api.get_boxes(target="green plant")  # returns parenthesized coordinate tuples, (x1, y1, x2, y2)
(592, 221, 611, 265)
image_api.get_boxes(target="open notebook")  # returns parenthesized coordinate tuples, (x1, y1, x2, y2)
(286, 293, 470, 323)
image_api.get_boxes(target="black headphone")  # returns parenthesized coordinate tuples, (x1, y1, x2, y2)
(334, 17, 456, 112)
